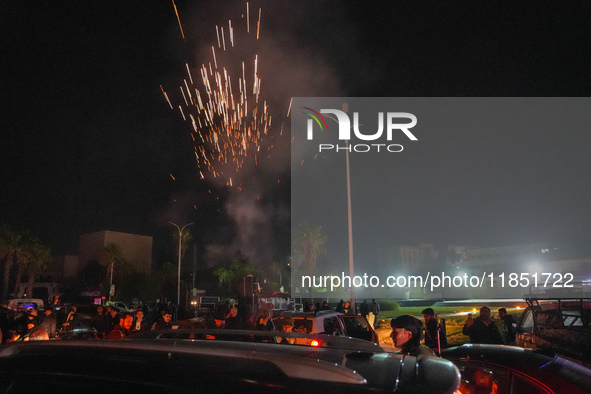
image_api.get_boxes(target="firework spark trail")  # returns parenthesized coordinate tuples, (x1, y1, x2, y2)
(164, 3, 276, 187)
(172, 0, 185, 40)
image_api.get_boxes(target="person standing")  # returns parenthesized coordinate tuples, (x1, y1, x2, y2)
(256, 308, 274, 331)
(61, 305, 78, 339)
(359, 300, 370, 321)
(463, 306, 504, 344)
(132, 309, 149, 333)
(103, 306, 119, 334)
(422, 308, 447, 352)
(224, 307, 242, 329)
(369, 299, 380, 328)
(91, 305, 108, 338)
(497, 307, 518, 345)
(342, 301, 352, 315)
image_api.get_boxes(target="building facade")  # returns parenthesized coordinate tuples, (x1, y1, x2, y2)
(78, 230, 153, 275)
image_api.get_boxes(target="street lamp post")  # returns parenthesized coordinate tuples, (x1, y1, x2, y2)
(169, 221, 194, 313)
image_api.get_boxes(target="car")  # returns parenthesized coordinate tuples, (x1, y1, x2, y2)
(0, 330, 462, 393)
(442, 344, 591, 394)
(272, 310, 379, 345)
(5, 298, 45, 312)
(107, 301, 134, 312)
(52, 304, 99, 340)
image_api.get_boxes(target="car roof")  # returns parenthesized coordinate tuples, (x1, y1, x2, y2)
(0, 339, 461, 393)
(0, 341, 367, 393)
(128, 328, 383, 353)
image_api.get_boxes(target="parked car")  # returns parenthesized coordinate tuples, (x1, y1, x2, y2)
(0, 332, 462, 393)
(107, 301, 134, 312)
(5, 298, 45, 312)
(272, 310, 379, 345)
(442, 344, 591, 394)
(52, 304, 99, 340)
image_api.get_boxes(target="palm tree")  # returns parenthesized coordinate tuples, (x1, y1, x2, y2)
(155, 262, 177, 302)
(25, 242, 52, 297)
(293, 224, 327, 277)
(213, 266, 232, 292)
(0, 227, 22, 300)
(172, 229, 192, 261)
(12, 233, 37, 296)
(100, 243, 122, 301)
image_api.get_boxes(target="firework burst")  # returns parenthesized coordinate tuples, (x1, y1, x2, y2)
(162, 2, 276, 188)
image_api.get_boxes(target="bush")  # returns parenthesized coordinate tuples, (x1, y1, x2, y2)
(378, 299, 400, 312)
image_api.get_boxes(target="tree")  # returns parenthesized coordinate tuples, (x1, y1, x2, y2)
(0, 228, 22, 300)
(25, 242, 52, 297)
(213, 266, 232, 292)
(12, 233, 42, 296)
(293, 224, 327, 277)
(99, 243, 122, 300)
(154, 262, 177, 303)
(172, 229, 192, 261)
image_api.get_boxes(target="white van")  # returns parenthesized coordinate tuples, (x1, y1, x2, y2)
(6, 298, 46, 312)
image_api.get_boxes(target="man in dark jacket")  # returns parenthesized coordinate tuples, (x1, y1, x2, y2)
(61, 305, 78, 339)
(224, 307, 242, 329)
(462, 306, 504, 344)
(359, 300, 370, 321)
(369, 299, 380, 327)
(422, 307, 447, 350)
(390, 315, 435, 356)
(151, 310, 173, 330)
(131, 309, 150, 333)
(106, 313, 134, 340)
(498, 307, 518, 345)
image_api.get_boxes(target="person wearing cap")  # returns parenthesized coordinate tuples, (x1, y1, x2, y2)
(277, 317, 296, 344)
(390, 315, 435, 356)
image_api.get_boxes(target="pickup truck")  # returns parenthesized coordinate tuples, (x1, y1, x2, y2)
(515, 284, 591, 365)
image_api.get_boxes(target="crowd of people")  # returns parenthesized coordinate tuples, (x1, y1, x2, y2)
(1, 303, 53, 342)
(0, 302, 178, 343)
(2, 299, 519, 357)
(389, 305, 518, 357)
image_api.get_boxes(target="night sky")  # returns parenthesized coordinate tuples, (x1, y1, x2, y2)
(2, 1, 591, 268)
